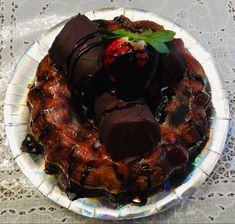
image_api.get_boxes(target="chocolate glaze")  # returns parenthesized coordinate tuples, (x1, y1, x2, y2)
(154, 95, 168, 120)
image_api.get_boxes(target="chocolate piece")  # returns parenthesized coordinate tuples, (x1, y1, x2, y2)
(95, 93, 161, 160)
(49, 14, 104, 86)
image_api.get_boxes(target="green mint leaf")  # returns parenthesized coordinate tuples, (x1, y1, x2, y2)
(148, 30, 176, 42)
(141, 29, 153, 36)
(112, 29, 137, 39)
(98, 29, 119, 39)
(147, 39, 170, 53)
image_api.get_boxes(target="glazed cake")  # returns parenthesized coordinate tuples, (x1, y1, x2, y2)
(22, 14, 212, 204)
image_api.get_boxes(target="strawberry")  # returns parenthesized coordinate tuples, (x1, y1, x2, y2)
(104, 37, 133, 68)
(104, 37, 149, 69)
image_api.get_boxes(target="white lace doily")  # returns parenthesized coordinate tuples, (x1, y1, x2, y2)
(0, 0, 235, 223)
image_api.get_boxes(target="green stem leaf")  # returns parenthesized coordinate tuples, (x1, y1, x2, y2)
(148, 30, 176, 42)
(147, 39, 170, 53)
(98, 27, 176, 53)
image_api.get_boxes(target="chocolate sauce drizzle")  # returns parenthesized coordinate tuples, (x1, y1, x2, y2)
(187, 121, 207, 155)
(70, 41, 104, 78)
(155, 95, 168, 120)
(139, 162, 152, 189)
(65, 31, 104, 79)
(67, 145, 77, 192)
(67, 32, 98, 64)
(80, 164, 93, 186)
(22, 134, 44, 155)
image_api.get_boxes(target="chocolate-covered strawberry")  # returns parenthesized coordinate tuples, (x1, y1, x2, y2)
(99, 28, 176, 100)
(103, 37, 159, 100)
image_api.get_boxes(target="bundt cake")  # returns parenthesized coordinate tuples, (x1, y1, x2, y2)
(22, 14, 212, 205)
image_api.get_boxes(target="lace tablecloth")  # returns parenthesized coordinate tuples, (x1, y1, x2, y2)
(0, 0, 235, 223)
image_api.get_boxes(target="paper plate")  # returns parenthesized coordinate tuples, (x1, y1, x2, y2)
(4, 8, 230, 220)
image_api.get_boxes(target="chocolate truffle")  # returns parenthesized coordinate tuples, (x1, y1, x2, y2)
(49, 14, 104, 86)
(95, 93, 161, 160)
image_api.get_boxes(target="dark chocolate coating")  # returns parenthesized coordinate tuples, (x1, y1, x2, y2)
(49, 14, 104, 86)
(106, 48, 159, 101)
(95, 93, 161, 160)
(95, 92, 144, 123)
(159, 42, 186, 90)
